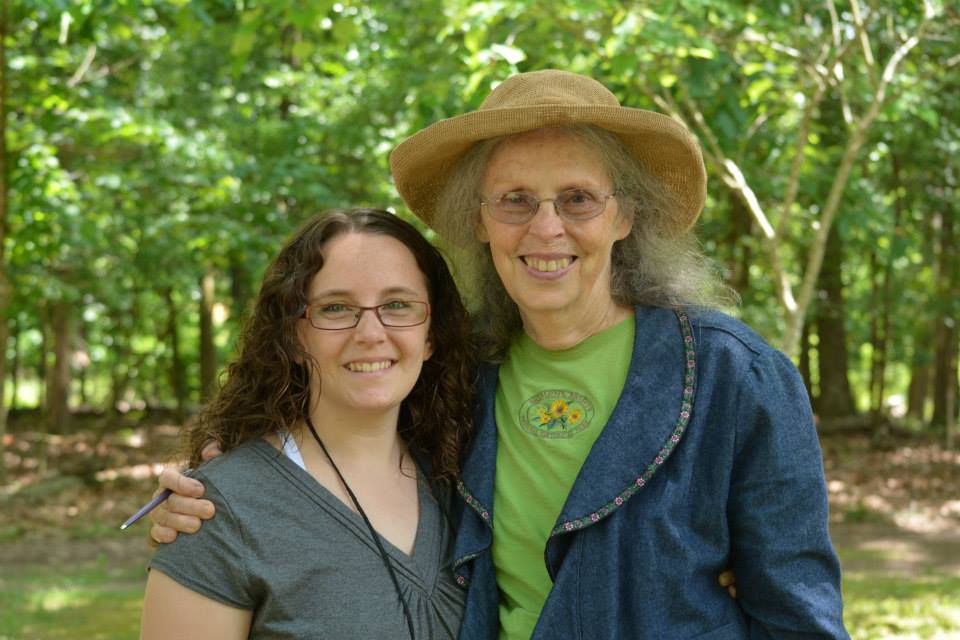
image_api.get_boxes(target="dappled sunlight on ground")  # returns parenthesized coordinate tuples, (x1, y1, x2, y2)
(822, 433, 960, 537)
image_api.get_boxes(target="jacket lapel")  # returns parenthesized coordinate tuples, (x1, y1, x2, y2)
(550, 307, 697, 535)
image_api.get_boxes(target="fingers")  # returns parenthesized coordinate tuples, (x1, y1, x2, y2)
(147, 469, 215, 545)
(717, 570, 735, 587)
(150, 521, 179, 545)
(718, 569, 737, 599)
(148, 496, 214, 539)
(201, 440, 224, 462)
(158, 467, 205, 497)
(167, 493, 216, 521)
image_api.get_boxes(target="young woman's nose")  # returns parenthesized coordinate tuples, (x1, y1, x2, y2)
(352, 308, 387, 342)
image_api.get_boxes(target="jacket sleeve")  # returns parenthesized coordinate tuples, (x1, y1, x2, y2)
(727, 348, 849, 639)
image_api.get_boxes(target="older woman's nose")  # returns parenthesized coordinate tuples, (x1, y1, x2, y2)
(527, 200, 566, 238)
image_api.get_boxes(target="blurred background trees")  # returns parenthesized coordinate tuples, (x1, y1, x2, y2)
(2, 0, 958, 478)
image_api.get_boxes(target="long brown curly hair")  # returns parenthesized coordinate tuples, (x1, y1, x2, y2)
(180, 208, 476, 485)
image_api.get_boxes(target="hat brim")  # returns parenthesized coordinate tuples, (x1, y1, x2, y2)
(390, 104, 706, 235)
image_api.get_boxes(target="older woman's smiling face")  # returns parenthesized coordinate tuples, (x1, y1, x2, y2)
(477, 130, 632, 331)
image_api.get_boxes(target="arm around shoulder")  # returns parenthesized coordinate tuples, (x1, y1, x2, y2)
(727, 348, 849, 638)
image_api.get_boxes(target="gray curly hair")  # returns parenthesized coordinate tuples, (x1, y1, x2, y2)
(432, 124, 736, 360)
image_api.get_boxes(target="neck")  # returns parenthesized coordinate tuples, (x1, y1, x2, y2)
(520, 301, 633, 350)
(300, 402, 405, 469)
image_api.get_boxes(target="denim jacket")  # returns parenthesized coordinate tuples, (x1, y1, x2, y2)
(453, 307, 849, 639)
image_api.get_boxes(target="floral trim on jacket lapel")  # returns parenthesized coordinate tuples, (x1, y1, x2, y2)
(550, 310, 696, 536)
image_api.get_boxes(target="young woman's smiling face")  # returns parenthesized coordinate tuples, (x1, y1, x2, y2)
(477, 130, 632, 328)
(297, 232, 433, 418)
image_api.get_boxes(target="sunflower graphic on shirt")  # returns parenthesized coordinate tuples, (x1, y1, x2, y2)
(519, 390, 595, 438)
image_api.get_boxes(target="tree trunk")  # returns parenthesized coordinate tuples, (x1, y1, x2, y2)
(77, 321, 87, 406)
(0, 278, 7, 483)
(199, 271, 217, 402)
(46, 299, 72, 434)
(39, 303, 49, 409)
(0, 0, 10, 484)
(932, 318, 959, 429)
(164, 287, 187, 419)
(870, 151, 906, 427)
(229, 252, 253, 329)
(725, 190, 752, 294)
(932, 211, 958, 431)
(906, 361, 930, 421)
(814, 225, 857, 419)
(867, 249, 884, 421)
(9, 316, 17, 411)
(799, 319, 814, 403)
(109, 313, 131, 416)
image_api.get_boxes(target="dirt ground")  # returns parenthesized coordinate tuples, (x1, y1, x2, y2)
(821, 430, 960, 576)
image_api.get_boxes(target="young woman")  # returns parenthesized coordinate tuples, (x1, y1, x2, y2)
(140, 208, 474, 639)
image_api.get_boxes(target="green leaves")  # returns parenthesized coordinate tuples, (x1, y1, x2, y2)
(4, 0, 957, 417)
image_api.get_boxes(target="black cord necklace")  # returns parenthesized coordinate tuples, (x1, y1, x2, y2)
(304, 417, 416, 640)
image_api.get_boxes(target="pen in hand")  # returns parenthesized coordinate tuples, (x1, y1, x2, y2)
(120, 468, 194, 531)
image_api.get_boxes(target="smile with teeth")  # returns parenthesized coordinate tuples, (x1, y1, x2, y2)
(523, 256, 574, 272)
(345, 360, 394, 373)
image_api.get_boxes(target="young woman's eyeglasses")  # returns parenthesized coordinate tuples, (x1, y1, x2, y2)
(303, 301, 430, 330)
(480, 188, 617, 224)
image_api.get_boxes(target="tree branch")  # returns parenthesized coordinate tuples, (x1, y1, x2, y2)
(785, 13, 931, 355)
(826, 0, 856, 127)
(850, 0, 878, 86)
(67, 45, 97, 87)
(652, 82, 797, 315)
(776, 80, 827, 241)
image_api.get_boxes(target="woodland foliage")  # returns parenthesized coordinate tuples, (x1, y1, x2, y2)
(1, 1, 958, 474)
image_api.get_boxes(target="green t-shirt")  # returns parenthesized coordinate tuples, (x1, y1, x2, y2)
(492, 316, 635, 639)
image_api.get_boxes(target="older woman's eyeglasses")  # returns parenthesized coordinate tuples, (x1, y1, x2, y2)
(480, 188, 617, 224)
(304, 301, 430, 330)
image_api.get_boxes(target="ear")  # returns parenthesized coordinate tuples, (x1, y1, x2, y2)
(423, 334, 434, 361)
(475, 218, 490, 243)
(294, 318, 309, 364)
(614, 209, 634, 241)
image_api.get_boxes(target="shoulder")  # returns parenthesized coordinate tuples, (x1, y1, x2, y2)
(634, 305, 775, 358)
(634, 306, 801, 395)
(681, 307, 797, 377)
(193, 439, 277, 492)
(684, 308, 772, 356)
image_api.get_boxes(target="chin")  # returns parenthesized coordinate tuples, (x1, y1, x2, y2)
(516, 292, 579, 314)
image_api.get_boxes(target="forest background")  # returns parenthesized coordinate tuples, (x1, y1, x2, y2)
(1, 0, 959, 638)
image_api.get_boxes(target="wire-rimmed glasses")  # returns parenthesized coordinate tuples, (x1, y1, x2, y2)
(480, 188, 617, 224)
(304, 301, 430, 330)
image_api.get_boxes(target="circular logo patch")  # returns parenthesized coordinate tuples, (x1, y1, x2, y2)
(518, 390, 595, 439)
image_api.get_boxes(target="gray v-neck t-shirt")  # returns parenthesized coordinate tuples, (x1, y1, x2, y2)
(149, 438, 465, 639)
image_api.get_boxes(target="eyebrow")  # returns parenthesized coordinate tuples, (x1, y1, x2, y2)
(308, 286, 424, 302)
(487, 181, 610, 194)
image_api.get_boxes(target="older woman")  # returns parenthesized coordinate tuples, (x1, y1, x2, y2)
(390, 70, 847, 639)
(150, 70, 848, 639)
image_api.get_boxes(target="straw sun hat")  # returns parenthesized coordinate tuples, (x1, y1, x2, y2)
(390, 69, 707, 235)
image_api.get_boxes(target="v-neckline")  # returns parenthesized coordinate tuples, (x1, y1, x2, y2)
(251, 438, 440, 588)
